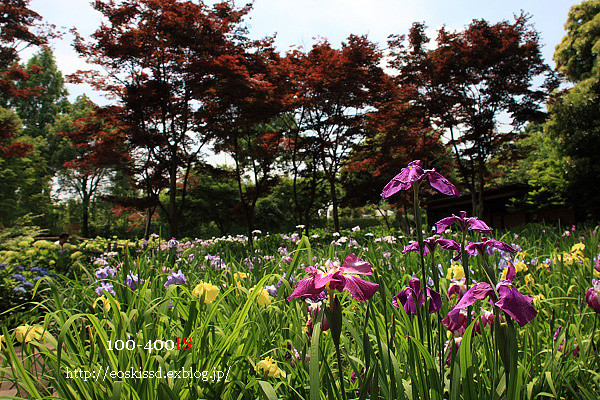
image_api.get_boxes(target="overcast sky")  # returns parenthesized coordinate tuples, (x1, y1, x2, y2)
(25, 0, 577, 106)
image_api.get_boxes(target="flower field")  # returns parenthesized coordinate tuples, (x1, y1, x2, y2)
(1, 165, 599, 399)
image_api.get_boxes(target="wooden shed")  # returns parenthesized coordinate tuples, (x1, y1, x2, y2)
(425, 184, 575, 229)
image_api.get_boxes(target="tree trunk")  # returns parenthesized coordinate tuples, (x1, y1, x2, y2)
(477, 157, 485, 219)
(144, 207, 155, 239)
(82, 195, 90, 238)
(328, 176, 340, 232)
(168, 158, 179, 239)
(471, 189, 477, 217)
(232, 135, 253, 247)
(376, 204, 391, 231)
(244, 205, 254, 247)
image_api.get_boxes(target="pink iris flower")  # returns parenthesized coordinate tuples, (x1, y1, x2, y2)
(287, 255, 379, 302)
(381, 160, 460, 199)
(435, 211, 493, 234)
(443, 264, 537, 328)
(465, 237, 517, 257)
(586, 279, 600, 314)
(402, 236, 461, 255)
(393, 278, 442, 315)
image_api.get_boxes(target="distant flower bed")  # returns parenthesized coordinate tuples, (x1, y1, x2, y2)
(1, 165, 599, 398)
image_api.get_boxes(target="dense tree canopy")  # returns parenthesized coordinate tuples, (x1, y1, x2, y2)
(389, 15, 552, 217)
(280, 35, 388, 231)
(0, 0, 47, 159)
(0, 0, 595, 236)
(547, 0, 600, 218)
(70, 0, 260, 237)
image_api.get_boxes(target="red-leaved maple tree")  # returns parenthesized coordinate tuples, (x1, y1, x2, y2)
(206, 39, 288, 244)
(59, 104, 130, 237)
(0, 0, 47, 158)
(280, 35, 388, 232)
(69, 0, 257, 238)
(389, 15, 551, 217)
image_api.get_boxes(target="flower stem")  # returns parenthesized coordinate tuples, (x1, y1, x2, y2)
(413, 184, 433, 354)
(328, 294, 347, 400)
(461, 229, 471, 325)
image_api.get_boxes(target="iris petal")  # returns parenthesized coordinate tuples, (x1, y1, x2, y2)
(495, 284, 538, 327)
(287, 277, 323, 301)
(343, 276, 380, 301)
(428, 171, 460, 196)
(341, 254, 373, 275)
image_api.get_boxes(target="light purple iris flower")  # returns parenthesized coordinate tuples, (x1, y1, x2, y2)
(402, 236, 461, 255)
(435, 211, 493, 234)
(265, 285, 279, 297)
(586, 279, 600, 314)
(164, 270, 187, 287)
(96, 282, 116, 297)
(443, 264, 537, 328)
(381, 160, 460, 199)
(392, 278, 442, 315)
(287, 255, 379, 302)
(465, 237, 517, 258)
(95, 266, 117, 279)
(126, 273, 143, 290)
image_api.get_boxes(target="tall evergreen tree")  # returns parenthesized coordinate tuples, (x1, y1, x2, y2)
(12, 47, 69, 140)
(547, 0, 600, 218)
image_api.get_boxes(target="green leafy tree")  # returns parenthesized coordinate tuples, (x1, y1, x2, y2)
(548, 0, 600, 218)
(493, 123, 568, 210)
(52, 96, 118, 237)
(12, 47, 69, 138)
(178, 164, 239, 237)
(0, 108, 53, 227)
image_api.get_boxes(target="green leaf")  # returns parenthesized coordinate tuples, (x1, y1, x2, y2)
(258, 380, 279, 400)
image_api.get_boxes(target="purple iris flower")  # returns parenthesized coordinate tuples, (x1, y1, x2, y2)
(96, 266, 117, 279)
(381, 160, 460, 199)
(126, 273, 143, 290)
(435, 211, 493, 234)
(448, 277, 467, 300)
(553, 325, 563, 342)
(443, 264, 537, 328)
(465, 238, 517, 258)
(31, 267, 49, 276)
(12, 274, 26, 282)
(165, 270, 187, 287)
(287, 255, 379, 302)
(96, 282, 116, 296)
(586, 279, 600, 314)
(393, 278, 442, 314)
(402, 236, 461, 255)
(265, 285, 278, 297)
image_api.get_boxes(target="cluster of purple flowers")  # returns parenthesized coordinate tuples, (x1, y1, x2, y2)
(205, 254, 227, 270)
(96, 265, 117, 279)
(284, 159, 600, 373)
(12, 273, 32, 294)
